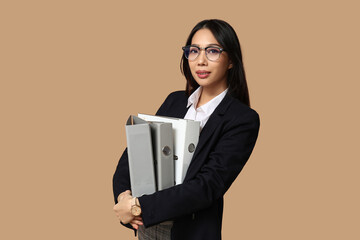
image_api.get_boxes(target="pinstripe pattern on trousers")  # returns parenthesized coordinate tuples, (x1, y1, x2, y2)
(138, 222, 173, 240)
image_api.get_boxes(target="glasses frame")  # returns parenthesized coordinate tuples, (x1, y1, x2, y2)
(182, 45, 225, 61)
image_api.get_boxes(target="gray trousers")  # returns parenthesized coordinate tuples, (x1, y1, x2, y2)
(138, 222, 173, 240)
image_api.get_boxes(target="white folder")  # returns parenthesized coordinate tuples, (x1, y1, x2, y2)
(138, 113, 200, 185)
(125, 116, 156, 197)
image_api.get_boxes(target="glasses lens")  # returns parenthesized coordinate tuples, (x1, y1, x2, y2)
(206, 47, 221, 61)
(183, 46, 199, 60)
(183, 47, 190, 59)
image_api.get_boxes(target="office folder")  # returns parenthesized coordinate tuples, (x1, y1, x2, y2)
(138, 113, 200, 185)
(148, 122, 175, 191)
(125, 115, 156, 197)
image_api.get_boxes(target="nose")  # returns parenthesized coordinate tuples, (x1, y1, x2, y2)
(197, 49, 207, 65)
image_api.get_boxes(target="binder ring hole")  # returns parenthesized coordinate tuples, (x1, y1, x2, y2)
(188, 143, 195, 153)
(162, 146, 171, 156)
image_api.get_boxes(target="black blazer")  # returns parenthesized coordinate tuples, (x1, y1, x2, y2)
(113, 90, 260, 240)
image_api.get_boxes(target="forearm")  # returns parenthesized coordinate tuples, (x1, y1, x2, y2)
(138, 157, 240, 227)
(139, 177, 220, 227)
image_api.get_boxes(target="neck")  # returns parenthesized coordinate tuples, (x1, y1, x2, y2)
(196, 84, 227, 108)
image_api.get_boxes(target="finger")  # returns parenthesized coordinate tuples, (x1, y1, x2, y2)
(130, 223, 139, 230)
(130, 220, 143, 225)
(118, 190, 131, 201)
(119, 191, 132, 201)
(133, 216, 143, 221)
(118, 194, 124, 202)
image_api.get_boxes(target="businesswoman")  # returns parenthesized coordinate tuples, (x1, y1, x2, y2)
(113, 19, 260, 240)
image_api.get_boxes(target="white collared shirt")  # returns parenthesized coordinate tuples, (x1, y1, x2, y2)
(184, 87, 228, 130)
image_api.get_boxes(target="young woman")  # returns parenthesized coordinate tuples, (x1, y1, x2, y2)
(113, 19, 260, 240)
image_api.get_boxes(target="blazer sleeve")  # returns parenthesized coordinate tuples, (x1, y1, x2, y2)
(112, 148, 136, 231)
(138, 109, 260, 227)
(112, 148, 130, 204)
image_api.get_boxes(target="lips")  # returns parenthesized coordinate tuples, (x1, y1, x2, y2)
(196, 70, 211, 79)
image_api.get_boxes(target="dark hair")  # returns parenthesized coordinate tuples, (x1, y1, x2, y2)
(180, 19, 250, 107)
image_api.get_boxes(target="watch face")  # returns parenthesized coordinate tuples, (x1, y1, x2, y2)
(131, 206, 141, 216)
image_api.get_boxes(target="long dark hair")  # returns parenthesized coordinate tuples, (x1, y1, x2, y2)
(180, 19, 250, 107)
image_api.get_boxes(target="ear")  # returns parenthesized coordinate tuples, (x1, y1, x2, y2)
(228, 61, 233, 70)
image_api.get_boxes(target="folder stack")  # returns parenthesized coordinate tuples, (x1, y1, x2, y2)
(138, 114, 200, 185)
(126, 114, 200, 197)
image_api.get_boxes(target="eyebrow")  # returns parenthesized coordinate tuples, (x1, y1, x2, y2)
(190, 43, 222, 48)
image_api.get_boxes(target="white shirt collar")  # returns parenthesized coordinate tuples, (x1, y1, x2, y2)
(187, 87, 202, 108)
(186, 87, 228, 113)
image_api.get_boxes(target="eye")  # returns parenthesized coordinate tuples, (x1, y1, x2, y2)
(207, 48, 221, 54)
(189, 47, 199, 54)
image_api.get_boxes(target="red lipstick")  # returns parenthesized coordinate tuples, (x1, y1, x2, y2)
(196, 70, 211, 79)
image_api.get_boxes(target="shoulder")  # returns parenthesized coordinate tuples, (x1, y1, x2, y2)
(230, 97, 259, 117)
(224, 94, 260, 127)
(155, 90, 188, 117)
(160, 90, 188, 109)
(165, 90, 188, 102)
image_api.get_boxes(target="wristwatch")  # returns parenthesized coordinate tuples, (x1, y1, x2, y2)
(131, 197, 142, 216)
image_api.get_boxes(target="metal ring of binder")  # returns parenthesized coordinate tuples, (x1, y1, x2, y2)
(188, 143, 195, 153)
(162, 146, 171, 156)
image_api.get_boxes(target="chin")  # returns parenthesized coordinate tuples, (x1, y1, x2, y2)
(195, 78, 212, 86)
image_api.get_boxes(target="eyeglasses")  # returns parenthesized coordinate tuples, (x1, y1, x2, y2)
(182, 45, 225, 61)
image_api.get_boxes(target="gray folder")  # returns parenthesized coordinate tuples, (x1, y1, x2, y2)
(148, 122, 175, 191)
(125, 116, 156, 197)
(138, 113, 200, 185)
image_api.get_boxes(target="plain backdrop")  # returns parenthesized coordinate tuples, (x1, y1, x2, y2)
(1, 0, 359, 239)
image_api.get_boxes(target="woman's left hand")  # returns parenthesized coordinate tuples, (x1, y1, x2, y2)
(113, 190, 135, 225)
(129, 216, 143, 230)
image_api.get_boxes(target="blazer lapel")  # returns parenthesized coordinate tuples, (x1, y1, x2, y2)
(184, 93, 234, 180)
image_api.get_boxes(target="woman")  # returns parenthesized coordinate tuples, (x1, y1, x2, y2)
(113, 19, 260, 240)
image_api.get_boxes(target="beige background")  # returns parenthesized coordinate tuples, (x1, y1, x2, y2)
(1, 0, 359, 239)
